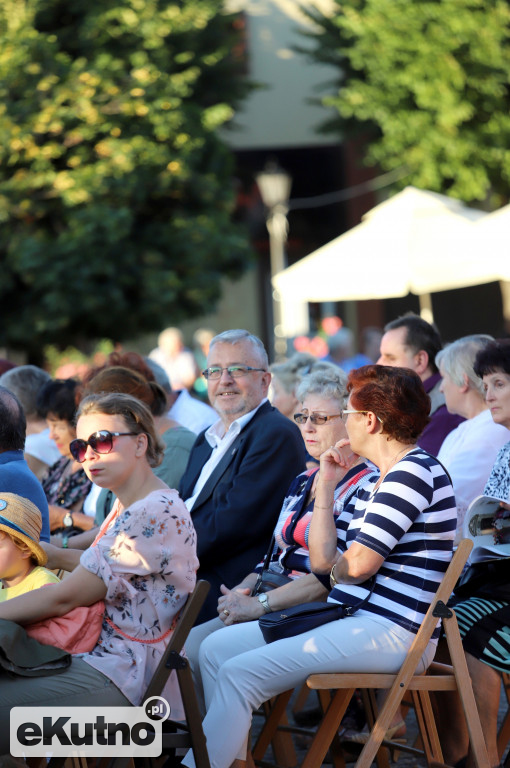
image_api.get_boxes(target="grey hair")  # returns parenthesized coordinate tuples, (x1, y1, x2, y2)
(270, 353, 317, 394)
(295, 363, 348, 408)
(0, 365, 52, 419)
(144, 357, 172, 394)
(209, 330, 269, 369)
(436, 334, 494, 396)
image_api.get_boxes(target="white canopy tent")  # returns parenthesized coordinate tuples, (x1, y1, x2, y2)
(272, 187, 503, 335)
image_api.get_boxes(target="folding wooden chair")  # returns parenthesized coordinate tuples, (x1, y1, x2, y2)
(254, 539, 491, 768)
(46, 579, 211, 768)
(498, 672, 510, 761)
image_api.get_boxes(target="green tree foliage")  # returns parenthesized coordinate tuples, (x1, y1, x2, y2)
(303, 0, 510, 203)
(0, 0, 252, 358)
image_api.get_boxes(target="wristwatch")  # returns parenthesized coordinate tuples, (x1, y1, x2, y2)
(257, 593, 272, 614)
(62, 511, 73, 528)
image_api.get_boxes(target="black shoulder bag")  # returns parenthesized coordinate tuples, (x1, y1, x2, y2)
(259, 576, 376, 643)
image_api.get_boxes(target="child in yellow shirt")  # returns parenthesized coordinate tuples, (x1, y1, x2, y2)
(0, 493, 59, 601)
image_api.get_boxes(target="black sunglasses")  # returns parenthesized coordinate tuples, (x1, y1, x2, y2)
(69, 430, 138, 463)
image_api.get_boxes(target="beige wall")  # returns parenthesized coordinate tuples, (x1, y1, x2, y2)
(224, 0, 338, 149)
(140, 266, 264, 353)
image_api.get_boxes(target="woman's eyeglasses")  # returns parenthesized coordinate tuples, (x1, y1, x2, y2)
(341, 409, 383, 424)
(69, 430, 138, 463)
(293, 413, 342, 426)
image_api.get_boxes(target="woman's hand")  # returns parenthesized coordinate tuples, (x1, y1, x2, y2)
(48, 504, 97, 533)
(217, 584, 262, 625)
(319, 439, 360, 484)
(40, 541, 83, 572)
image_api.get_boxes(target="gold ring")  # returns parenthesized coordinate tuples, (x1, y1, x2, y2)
(223, 609, 230, 616)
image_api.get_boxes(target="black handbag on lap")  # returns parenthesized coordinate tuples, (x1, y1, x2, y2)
(259, 576, 376, 643)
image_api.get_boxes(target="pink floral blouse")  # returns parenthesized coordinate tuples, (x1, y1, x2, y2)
(80, 489, 198, 715)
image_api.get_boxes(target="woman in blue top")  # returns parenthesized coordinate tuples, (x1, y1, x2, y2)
(182, 365, 457, 768)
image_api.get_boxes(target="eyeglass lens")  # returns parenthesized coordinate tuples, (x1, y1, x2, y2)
(70, 431, 115, 462)
(203, 366, 263, 380)
(294, 413, 335, 425)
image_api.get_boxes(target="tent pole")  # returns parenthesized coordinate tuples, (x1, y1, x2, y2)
(419, 293, 434, 324)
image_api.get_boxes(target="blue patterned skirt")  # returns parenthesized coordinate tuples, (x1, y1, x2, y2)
(454, 597, 510, 673)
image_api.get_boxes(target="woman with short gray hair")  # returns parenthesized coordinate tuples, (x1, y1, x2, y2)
(185, 363, 377, 712)
(437, 334, 509, 536)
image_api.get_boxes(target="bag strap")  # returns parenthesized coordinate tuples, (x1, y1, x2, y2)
(259, 471, 318, 575)
(342, 575, 377, 616)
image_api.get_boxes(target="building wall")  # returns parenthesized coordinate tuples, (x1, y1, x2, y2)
(224, 0, 338, 150)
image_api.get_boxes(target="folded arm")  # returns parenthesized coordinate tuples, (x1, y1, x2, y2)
(0, 565, 106, 625)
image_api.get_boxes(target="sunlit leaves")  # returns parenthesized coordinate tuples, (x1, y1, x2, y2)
(306, 0, 510, 203)
(0, 0, 252, 358)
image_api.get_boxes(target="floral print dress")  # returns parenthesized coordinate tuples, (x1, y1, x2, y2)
(80, 488, 198, 717)
(484, 440, 510, 500)
(42, 456, 92, 511)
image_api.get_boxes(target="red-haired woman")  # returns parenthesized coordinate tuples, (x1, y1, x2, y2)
(182, 365, 457, 768)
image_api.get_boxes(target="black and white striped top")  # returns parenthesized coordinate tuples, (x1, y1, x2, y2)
(328, 448, 457, 637)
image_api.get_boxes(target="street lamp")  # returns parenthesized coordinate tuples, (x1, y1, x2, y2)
(256, 161, 292, 361)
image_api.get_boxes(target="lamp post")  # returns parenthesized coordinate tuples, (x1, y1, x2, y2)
(256, 161, 292, 361)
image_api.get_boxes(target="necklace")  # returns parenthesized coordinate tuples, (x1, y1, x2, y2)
(371, 445, 416, 495)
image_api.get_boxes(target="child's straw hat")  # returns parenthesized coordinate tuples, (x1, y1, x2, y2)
(0, 493, 47, 565)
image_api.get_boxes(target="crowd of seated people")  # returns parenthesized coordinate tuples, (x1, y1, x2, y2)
(0, 319, 509, 767)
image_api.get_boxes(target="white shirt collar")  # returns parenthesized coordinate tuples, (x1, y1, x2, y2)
(205, 398, 268, 449)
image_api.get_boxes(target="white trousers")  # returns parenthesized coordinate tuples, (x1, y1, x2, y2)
(182, 610, 436, 768)
(186, 616, 224, 715)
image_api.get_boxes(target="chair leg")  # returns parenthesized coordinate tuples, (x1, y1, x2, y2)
(176, 666, 210, 768)
(498, 674, 510, 760)
(410, 690, 443, 767)
(252, 690, 294, 763)
(444, 615, 490, 768)
(301, 688, 354, 768)
(270, 707, 298, 768)
(292, 682, 313, 714)
(359, 689, 391, 768)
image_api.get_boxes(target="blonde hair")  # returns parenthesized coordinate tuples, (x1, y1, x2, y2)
(0, 531, 36, 566)
(77, 393, 164, 468)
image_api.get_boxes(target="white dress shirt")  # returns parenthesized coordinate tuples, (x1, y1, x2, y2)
(184, 399, 268, 511)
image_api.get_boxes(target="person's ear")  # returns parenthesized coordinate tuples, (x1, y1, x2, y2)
(261, 371, 272, 390)
(460, 373, 470, 393)
(18, 544, 32, 561)
(414, 350, 429, 376)
(135, 432, 148, 457)
(365, 411, 381, 434)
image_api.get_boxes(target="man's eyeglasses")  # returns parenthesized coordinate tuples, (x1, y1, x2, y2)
(69, 430, 138, 463)
(293, 413, 342, 426)
(202, 365, 266, 380)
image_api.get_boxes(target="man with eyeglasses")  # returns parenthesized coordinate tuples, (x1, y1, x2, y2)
(179, 330, 306, 624)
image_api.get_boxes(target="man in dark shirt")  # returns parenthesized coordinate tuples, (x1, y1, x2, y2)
(378, 314, 464, 455)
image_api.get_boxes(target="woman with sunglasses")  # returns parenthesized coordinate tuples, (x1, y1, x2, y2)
(181, 365, 456, 768)
(185, 364, 377, 711)
(0, 392, 198, 750)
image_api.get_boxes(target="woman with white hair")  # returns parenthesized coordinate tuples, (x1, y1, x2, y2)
(437, 334, 509, 536)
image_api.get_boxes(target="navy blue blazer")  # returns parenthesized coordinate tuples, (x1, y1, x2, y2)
(179, 401, 306, 622)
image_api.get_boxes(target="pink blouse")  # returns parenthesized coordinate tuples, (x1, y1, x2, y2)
(80, 488, 198, 716)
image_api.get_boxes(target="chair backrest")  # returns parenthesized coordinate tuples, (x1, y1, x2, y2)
(379, 539, 472, 697)
(144, 579, 210, 701)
